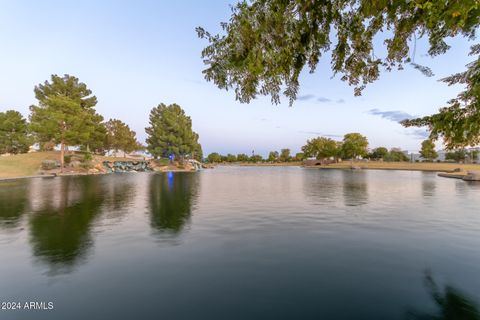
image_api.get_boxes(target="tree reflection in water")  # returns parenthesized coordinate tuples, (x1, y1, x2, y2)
(28, 177, 106, 275)
(407, 270, 480, 320)
(148, 172, 199, 237)
(342, 170, 368, 207)
(0, 180, 29, 229)
(27, 175, 140, 275)
(421, 172, 436, 198)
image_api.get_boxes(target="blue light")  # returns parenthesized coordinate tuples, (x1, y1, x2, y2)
(167, 171, 174, 190)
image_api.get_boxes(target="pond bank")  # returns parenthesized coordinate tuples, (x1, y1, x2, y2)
(0, 152, 200, 181)
(302, 161, 480, 173)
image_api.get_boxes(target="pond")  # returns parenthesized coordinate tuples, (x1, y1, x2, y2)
(0, 167, 479, 319)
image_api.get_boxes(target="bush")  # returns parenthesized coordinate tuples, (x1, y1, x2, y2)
(64, 155, 72, 164)
(82, 152, 93, 162)
(41, 160, 58, 170)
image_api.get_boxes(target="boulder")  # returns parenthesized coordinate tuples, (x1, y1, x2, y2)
(462, 170, 480, 181)
(70, 160, 82, 168)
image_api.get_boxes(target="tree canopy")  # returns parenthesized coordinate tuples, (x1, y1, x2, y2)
(302, 136, 339, 160)
(383, 148, 409, 162)
(207, 152, 222, 163)
(0, 110, 31, 154)
(341, 133, 368, 159)
(268, 151, 279, 162)
(237, 153, 249, 162)
(29, 74, 103, 169)
(145, 103, 202, 160)
(369, 147, 388, 160)
(105, 119, 141, 156)
(420, 139, 438, 160)
(279, 148, 291, 162)
(445, 149, 467, 162)
(198, 1, 480, 148)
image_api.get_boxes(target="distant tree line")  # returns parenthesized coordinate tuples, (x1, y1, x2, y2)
(205, 134, 479, 165)
(301, 133, 369, 161)
(206, 148, 307, 164)
(205, 133, 446, 164)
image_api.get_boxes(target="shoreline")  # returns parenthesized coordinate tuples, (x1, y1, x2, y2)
(303, 166, 449, 172)
(0, 152, 480, 181)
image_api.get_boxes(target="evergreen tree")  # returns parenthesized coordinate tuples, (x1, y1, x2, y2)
(29, 74, 103, 171)
(0, 110, 31, 154)
(105, 119, 141, 157)
(191, 132, 203, 161)
(145, 103, 202, 161)
(82, 113, 106, 154)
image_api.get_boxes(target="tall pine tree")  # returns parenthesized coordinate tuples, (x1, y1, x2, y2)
(29, 74, 103, 171)
(0, 110, 31, 154)
(145, 103, 202, 161)
(104, 119, 141, 157)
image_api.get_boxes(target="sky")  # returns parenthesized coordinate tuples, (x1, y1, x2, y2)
(0, 1, 475, 156)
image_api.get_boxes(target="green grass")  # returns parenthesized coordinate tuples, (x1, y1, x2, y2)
(0, 151, 59, 178)
(151, 158, 170, 166)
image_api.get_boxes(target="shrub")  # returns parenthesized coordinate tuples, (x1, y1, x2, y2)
(64, 155, 72, 164)
(41, 160, 57, 170)
(82, 152, 93, 162)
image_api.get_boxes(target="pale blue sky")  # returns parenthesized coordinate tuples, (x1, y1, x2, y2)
(0, 1, 474, 156)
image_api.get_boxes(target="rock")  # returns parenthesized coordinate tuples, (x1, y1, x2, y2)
(462, 170, 480, 181)
(70, 160, 82, 168)
(94, 163, 104, 171)
(102, 160, 153, 173)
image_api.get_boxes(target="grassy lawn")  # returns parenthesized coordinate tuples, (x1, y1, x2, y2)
(0, 151, 59, 178)
(310, 161, 480, 172)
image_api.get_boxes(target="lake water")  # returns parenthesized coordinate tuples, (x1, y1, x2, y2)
(1, 167, 479, 319)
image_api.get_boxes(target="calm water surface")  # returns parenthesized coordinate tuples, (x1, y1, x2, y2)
(0, 167, 479, 319)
